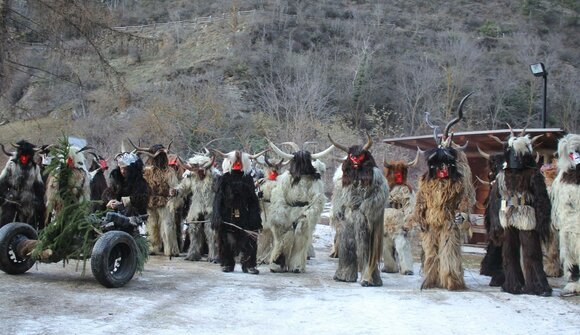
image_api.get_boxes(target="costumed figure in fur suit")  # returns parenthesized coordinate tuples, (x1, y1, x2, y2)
(267, 140, 334, 273)
(492, 127, 552, 296)
(211, 149, 266, 273)
(550, 134, 580, 296)
(381, 155, 419, 275)
(101, 152, 149, 217)
(412, 93, 473, 291)
(476, 146, 506, 287)
(255, 154, 286, 264)
(177, 152, 221, 262)
(0, 141, 45, 230)
(130, 140, 180, 257)
(329, 134, 388, 286)
(540, 160, 562, 278)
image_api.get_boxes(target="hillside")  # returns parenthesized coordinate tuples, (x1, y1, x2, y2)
(0, 0, 578, 159)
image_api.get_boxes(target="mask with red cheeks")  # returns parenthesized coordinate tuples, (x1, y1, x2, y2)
(99, 159, 108, 170)
(436, 164, 449, 178)
(394, 171, 404, 184)
(18, 154, 30, 165)
(349, 153, 366, 168)
(66, 157, 75, 168)
(232, 160, 242, 171)
(268, 171, 279, 180)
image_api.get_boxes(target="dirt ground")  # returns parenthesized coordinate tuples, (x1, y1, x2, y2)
(1, 226, 578, 335)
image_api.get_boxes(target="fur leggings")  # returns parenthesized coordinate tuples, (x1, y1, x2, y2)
(421, 224, 465, 290)
(147, 206, 180, 257)
(560, 231, 580, 295)
(382, 231, 414, 275)
(502, 227, 551, 295)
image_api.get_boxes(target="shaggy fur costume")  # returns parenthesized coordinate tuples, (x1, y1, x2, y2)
(382, 160, 416, 275)
(479, 152, 505, 287)
(382, 184, 414, 275)
(551, 134, 580, 296)
(269, 154, 326, 273)
(0, 141, 45, 229)
(255, 173, 280, 264)
(496, 135, 552, 296)
(332, 156, 388, 286)
(413, 144, 470, 290)
(144, 163, 180, 257)
(177, 155, 220, 262)
(541, 162, 562, 277)
(211, 170, 262, 273)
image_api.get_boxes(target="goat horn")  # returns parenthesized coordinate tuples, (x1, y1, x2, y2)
(211, 148, 228, 158)
(477, 145, 491, 160)
(281, 142, 300, 152)
(268, 140, 294, 160)
(454, 140, 469, 151)
(443, 92, 473, 140)
(531, 134, 543, 144)
(362, 132, 373, 151)
(77, 146, 95, 153)
(128, 138, 149, 152)
(0, 144, 13, 156)
(489, 135, 505, 146)
(327, 134, 348, 153)
(249, 149, 269, 160)
(476, 175, 491, 186)
(11, 142, 20, 149)
(408, 150, 421, 167)
(535, 152, 541, 163)
(203, 147, 210, 155)
(425, 112, 441, 144)
(519, 127, 527, 137)
(166, 140, 173, 153)
(311, 144, 335, 160)
(506, 123, 514, 138)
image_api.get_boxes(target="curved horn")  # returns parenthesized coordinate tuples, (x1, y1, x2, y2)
(203, 155, 216, 169)
(249, 149, 269, 160)
(535, 152, 541, 163)
(267, 140, 294, 160)
(454, 140, 469, 151)
(489, 135, 505, 146)
(11, 142, 21, 149)
(327, 134, 348, 153)
(408, 150, 421, 167)
(425, 112, 441, 144)
(128, 138, 149, 152)
(477, 145, 491, 160)
(362, 132, 372, 151)
(476, 175, 491, 186)
(311, 144, 335, 160)
(281, 142, 300, 152)
(211, 148, 228, 158)
(77, 146, 95, 153)
(166, 140, 173, 153)
(416, 146, 426, 156)
(203, 147, 210, 155)
(443, 92, 473, 140)
(531, 134, 543, 144)
(0, 144, 13, 156)
(506, 123, 514, 138)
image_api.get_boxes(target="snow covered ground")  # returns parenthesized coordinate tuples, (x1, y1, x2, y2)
(0, 224, 578, 335)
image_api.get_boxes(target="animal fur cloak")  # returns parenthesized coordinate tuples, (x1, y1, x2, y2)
(177, 154, 220, 262)
(101, 156, 149, 217)
(0, 141, 45, 229)
(495, 133, 551, 296)
(550, 134, 580, 296)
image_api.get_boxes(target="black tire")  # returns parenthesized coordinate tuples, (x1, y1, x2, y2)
(91, 231, 138, 288)
(0, 222, 38, 274)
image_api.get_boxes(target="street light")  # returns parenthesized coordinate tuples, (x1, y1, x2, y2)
(529, 62, 548, 128)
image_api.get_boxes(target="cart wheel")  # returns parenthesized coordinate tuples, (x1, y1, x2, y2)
(0, 223, 38, 274)
(91, 231, 138, 288)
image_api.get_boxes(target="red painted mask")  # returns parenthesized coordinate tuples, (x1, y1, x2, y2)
(18, 154, 30, 165)
(349, 153, 365, 168)
(67, 157, 75, 168)
(268, 171, 279, 180)
(436, 165, 449, 179)
(99, 159, 108, 170)
(394, 171, 404, 184)
(232, 160, 242, 171)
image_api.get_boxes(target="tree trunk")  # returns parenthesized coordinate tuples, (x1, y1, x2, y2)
(0, 0, 11, 95)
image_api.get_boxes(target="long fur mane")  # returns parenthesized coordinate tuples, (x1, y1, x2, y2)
(289, 151, 320, 186)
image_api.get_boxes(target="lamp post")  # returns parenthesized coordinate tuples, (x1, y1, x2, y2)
(529, 62, 548, 128)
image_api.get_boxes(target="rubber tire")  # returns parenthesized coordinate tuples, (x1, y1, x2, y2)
(91, 231, 138, 288)
(0, 222, 38, 274)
